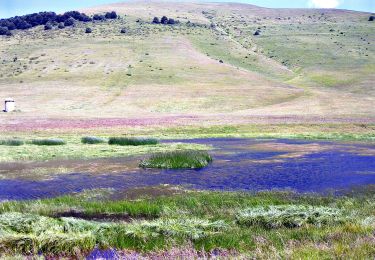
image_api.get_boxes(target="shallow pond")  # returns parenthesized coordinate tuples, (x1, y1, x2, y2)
(0, 138, 374, 200)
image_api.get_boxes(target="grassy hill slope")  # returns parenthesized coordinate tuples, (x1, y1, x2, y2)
(0, 1, 374, 130)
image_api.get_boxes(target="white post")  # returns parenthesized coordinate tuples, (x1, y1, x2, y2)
(4, 98, 15, 112)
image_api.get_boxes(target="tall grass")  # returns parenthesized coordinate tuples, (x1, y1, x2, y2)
(0, 139, 24, 146)
(108, 137, 158, 146)
(236, 205, 346, 228)
(0, 189, 374, 257)
(81, 136, 107, 144)
(0, 212, 227, 255)
(120, 218, 227, 240)
(31, 139, 66, 146)
(140, 150, 212, 169)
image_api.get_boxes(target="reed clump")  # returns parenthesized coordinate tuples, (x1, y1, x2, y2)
(140, 150, 212, 169)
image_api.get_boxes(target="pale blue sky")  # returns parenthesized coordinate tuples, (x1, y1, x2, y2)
(0, 0, 374, 18)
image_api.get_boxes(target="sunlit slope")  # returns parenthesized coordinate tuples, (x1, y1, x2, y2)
(0, 18, 300, 118)
(0, 1, 374, 124)
(98, 2, 373, 92)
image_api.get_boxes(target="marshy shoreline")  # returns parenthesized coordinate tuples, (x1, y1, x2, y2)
(0, 135, 373, 257)
(0, 186, 374, 258)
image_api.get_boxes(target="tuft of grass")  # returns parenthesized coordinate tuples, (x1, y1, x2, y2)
(236, 205, 346, 228)
(81, 136, 107, 144)
(31, 139, 66, 146)
(0, 139, 24, 146)
(0, 213, 96, 255)
(140, 150, 212, 169)
(122, 218, 227, 240)
(0, 212, 227, 255)
(108, 137, 158, 146)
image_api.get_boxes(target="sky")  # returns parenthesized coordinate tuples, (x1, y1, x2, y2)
(0, 0, 374, 18)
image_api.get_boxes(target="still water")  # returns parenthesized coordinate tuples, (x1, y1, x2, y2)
(0, 138, 374, 200)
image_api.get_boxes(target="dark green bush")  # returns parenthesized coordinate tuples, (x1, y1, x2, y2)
(93, 14, 105, 21)
(167, 18, 175, 25)
(161, 16, 168, 24)
(81, 136, 106, 144)
(0, 139, 24, 146)
(44, 23, 53, 30)
(31, 138, 66, 146)
(105, 11, 117, 19)
(64, 17, 75, 27)
(108, 137, 158, 146)
(0, 26, 11, 36)
(140, 150, 212, 169)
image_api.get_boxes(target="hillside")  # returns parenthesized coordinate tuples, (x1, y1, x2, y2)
(0, 1, 374, 130)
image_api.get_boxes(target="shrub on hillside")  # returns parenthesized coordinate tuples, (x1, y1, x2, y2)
(161, 16, 168, 24)
(93, 14, 106, 21)
(120, 28, 126, 33)
(38, 11, 57, 24)
(56, 13, 70, 23)
(7, 12, 56, 30)
(0, 10, 94, 35)
(64, 11, 92, 22)
(152, 16, 178, 25)
(57, 23, 65, 29)
(64, 17, 75, 27)
(85, 27, 92, 33)
(44, 23, 53, 30)
(0, 26, 11, 36)
(79, 13, 92, 22)
(24, 13, 43, 27)
(369, 15, 375, 21)
(12, 17, 32, 30)
(105, 11, 117, 19)
(0, 20, 16, 30)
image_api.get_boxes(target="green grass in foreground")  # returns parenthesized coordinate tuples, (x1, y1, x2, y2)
(0, 188, 374, 257)
(140, 150, 212, 169)
(108, 137, 159, 146)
